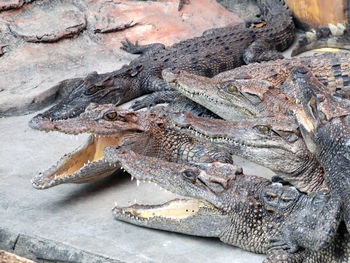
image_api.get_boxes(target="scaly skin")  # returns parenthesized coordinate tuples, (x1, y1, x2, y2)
(32, 104, 232, 189)
(104, 147, 343, 263)
(290, 65, 350, 233)
(29, 0, 294, 127)
(163, 51, 350, 121)
(170, 111, 326, 193)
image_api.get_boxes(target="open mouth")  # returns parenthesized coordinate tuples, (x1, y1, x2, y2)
(113, 198, 205, 220)
(32, 132, 132, 189)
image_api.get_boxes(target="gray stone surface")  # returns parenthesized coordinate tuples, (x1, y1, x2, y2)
(0, 113, 268, 262)
(7, 2, 87, 43)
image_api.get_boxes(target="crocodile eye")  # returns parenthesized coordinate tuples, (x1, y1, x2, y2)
(182, 169, 197, 183)
(227, 84, 238, 93)
(255, 125, 270, 134)
(308, 96, 318, 119)
(103, 111, 118, 121)
(85, 86, 99, 95)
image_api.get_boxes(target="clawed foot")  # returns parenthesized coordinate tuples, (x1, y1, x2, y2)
(131, 97, 156, 111)
(264, 249, 296, 263)
(268, 238, 298, 253)
(120, 39, 141, 54)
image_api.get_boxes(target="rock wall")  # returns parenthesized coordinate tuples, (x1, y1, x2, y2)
(0, 0, 242, 117)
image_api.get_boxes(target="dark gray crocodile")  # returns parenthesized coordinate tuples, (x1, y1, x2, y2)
(103, 146, 344, 263)
(31, 103, 231, 189)
(290, 65, 350, 234)
(162, 51, 350, 122)
(29, 0, 294, 128)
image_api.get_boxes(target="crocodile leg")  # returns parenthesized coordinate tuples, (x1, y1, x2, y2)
(131, 77, 178, 109)
(243, 39, 285, 64)
(120, 38, 165, 55)
(268, 192, 341, 252)
(131, 90, 179, 110)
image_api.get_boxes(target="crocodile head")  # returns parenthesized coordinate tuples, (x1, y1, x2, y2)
(29, 64, 145, 129)
(163, 68, 261, 121)
(28, 103, 164, 135)
(170, 111, 327, 193)
(30, 103, 159, 189)
(31, 131, 136, 189)
(104, 147, 340, 255)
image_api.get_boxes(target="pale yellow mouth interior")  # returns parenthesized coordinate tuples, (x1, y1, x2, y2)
(125, 199, 201, 219)
(49, 131, 134, 179)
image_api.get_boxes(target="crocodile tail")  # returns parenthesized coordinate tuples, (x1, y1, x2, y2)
(254, 0, 295, 51)
(257, 0, 292, 19)
(291, 23, 350, 56)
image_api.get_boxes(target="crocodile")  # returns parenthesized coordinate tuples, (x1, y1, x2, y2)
(170, 111, 326, 193)
(29, 0, 294, 127)
(162, 51, 350, 121)
(104, 146, 344, 263)
(289, 65, 350, 233)
(32, 104, 232, 189)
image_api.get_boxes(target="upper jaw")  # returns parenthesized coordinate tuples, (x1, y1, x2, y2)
(170, 112, 300, 150)
(103, 146, 228, 206)
(29, 109, 144, 135)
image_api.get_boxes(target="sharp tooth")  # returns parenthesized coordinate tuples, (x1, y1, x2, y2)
(137, 180, 140, 186)
(114, 201, 118, 207)
(131, 176, 134, 181)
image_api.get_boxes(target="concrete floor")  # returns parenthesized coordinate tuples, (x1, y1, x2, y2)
(0, 112, 271, 262)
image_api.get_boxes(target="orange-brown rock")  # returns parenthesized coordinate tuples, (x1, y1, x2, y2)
(87, 0, 242, 48)
(285, 0, 347, 29)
